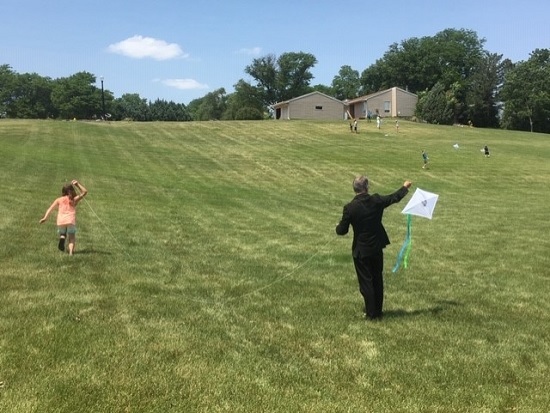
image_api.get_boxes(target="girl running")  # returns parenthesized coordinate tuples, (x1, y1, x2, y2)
(40, 180, 88, 255)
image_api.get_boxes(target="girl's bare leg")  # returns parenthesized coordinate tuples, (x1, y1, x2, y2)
(68, 233, 76, 255)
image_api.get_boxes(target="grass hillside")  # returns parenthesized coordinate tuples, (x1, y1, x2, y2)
(1, 119, 549, 412)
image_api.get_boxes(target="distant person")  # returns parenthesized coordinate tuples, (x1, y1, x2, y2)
(422, 149, 429, 169)
(376, 115, 381, 129)
(395, 120, 399, 133)
(336, 176, 412, 320)
(354, 119, 358, 133)
(484, 145, 490, 157)
(40, 180, 88, 255)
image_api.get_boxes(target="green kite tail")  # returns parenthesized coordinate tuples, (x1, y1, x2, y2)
(403, 218, 413, 268)
(392, 214, 412, 272)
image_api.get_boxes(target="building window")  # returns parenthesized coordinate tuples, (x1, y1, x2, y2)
(384, 101, 390, 113)
(315, 106, 323, 110)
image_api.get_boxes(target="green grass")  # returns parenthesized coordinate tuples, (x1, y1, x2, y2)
(1, 118, 549, 412)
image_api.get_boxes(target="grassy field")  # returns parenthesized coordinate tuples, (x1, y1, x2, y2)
(0, 118, 549, 412)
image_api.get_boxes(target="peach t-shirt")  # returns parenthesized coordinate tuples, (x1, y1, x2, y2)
(56, 196, 76, 226)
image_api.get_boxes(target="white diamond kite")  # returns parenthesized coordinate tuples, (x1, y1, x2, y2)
(401, 188, 439, 219)
(392, 188, 439, 272)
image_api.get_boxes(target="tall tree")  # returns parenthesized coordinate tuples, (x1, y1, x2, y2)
(464, 52, 505, 128)
(244, 54, 278, 107)
(0, 64, 17, 116)
(361, 28, 485, 94)
(222, 79, 264, 120)
(245, 52, 317, 109)
(148, 99, 191, 121)
(275, 52, 317, 101)
(331, 65, 360, 100)
(433, 28, 484, 88)
(188, 88, 227, 121)
(500, 49, 550, 133)
(415, 82, 453, 124)
(359, 61, 386, 96)
(7, 73, 56, 119)
(113, 93, 149, 121)
(51, 72, 102, 119)
(361, 28, 495, 125)
(310, 84, 334, 96)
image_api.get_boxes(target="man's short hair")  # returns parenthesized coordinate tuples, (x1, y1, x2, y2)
(353, 175, 369, 193)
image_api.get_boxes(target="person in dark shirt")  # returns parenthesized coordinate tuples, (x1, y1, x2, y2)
(336, 176, 411, 320)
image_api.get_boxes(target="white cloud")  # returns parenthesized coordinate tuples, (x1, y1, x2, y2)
(162, 79, 209, 90)
(236, 47, 262, 56)
(108, 35, 188, 60)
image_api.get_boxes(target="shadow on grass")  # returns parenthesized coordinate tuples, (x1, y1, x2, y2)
(75, 248, 113, 255)
(385, 300, 461, 319)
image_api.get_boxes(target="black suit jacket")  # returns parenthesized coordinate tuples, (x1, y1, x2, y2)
(336, 186, 409, 258)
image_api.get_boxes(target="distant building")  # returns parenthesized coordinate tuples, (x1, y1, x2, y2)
(272, 91, 346, 120)
(346, 87, 418, 119)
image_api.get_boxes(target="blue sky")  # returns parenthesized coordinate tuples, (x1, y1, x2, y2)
(2, 0, 549, 104)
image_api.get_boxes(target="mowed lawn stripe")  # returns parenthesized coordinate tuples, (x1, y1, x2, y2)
(1, 119, 549, 412)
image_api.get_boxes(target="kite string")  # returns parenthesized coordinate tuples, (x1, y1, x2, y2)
(81, 196, 132, 258)
(226, 235, 335, 301)
(82, 194, 335, 302)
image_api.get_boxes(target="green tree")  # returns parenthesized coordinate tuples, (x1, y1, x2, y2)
(188, 88, 227, 121)
(234, 106, 263, 120)
(7, 73, 56, 119)
(433, 29, 484, 88)
(310, 84, 334, 96)
(51, 72, 102, 119)
(464, 53, 505, 128)
(0, 64, 17, 116)
(276, 52, 317, 101)
(186, 98, 201, 121)
(148, 99, 191, 121)
(500, 49, 550, 133)
(245, 52, 317, 108)
(360, 29, 493, 125)
(222, 80, 265, 120)
(113, 93, 149, 121)
(244, 54, 278, 107)
(359, 60, 386, 95)
(331, 65, 360, 100)
(416, 82, 453, 124)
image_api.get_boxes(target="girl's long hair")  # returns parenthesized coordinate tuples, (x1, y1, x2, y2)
(61, 183, 77, 203)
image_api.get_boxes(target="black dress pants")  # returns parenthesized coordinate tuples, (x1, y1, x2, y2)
(353, 250, 384, 319)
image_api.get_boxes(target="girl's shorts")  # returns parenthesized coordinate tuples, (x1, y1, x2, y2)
(58, 225, 77, 235)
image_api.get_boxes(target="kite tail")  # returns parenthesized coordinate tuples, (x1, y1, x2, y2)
(392, 214, 412, 273)
(403, 227, 413, 268)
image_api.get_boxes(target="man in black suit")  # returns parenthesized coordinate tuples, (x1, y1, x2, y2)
(336, 176, 412, 320)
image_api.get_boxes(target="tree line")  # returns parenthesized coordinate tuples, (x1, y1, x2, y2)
(1, 28, 549, 133)
(0, 69, 191, 122)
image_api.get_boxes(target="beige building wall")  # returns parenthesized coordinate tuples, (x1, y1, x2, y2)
(394, 89, 418, 117)
(274, 92, 345, 120)
(348, 87, 418, 118)
(288, 94, 345, 120)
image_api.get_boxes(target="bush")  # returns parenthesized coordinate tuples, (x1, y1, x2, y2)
(235, 107, 263, 120)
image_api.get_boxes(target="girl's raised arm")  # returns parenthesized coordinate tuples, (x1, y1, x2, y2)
(72, 180, 88, 202)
